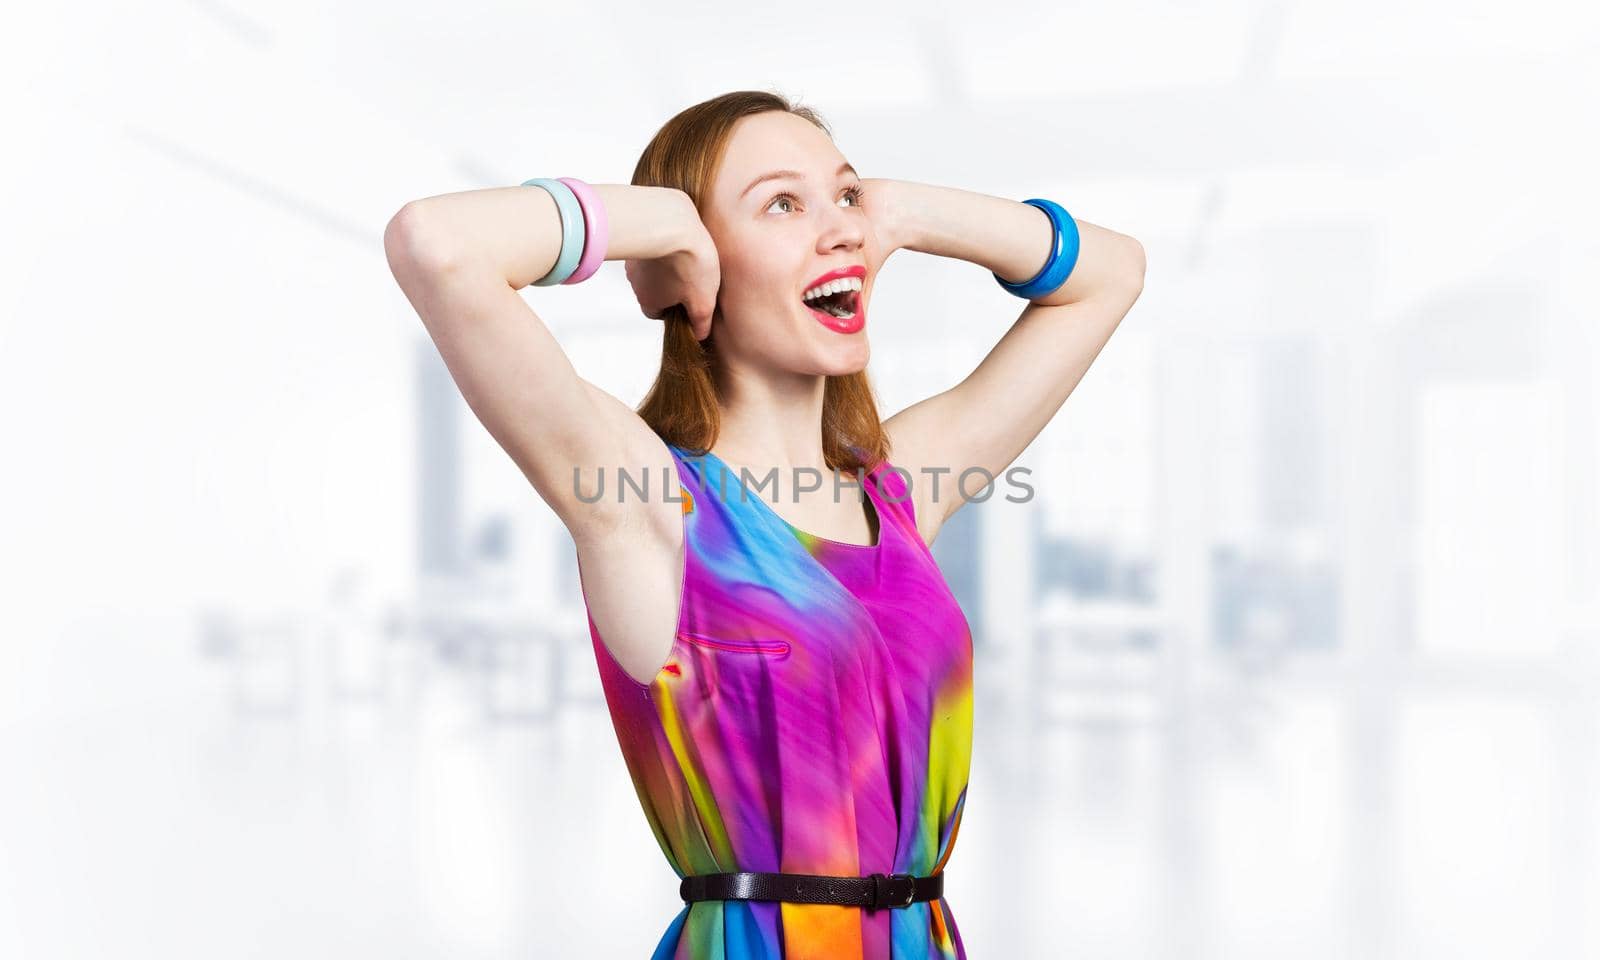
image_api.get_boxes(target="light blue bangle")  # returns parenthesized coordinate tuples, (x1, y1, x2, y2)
(994, 198, 1080, 300)
(521, 178, 587, 286)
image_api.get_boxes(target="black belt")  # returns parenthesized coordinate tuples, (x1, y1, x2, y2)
(680, 871, 943, 912)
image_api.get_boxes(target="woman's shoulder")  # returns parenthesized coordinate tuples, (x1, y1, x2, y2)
(858, 450, 919, 529)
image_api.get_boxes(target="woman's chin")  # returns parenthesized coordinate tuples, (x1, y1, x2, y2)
(770, 338, 868, 379)
(761, 304, 870, 375)
(814, 339, 870, 377)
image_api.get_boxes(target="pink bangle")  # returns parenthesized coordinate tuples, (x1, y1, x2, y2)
(555, 177, 608, 284)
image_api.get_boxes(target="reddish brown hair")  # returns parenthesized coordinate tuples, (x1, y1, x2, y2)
(629, 90, 888, 474)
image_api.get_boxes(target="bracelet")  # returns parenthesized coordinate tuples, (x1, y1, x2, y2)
(993, 198, 1079, 300)
(520, 178, 586, 286)
(555, 177, 608, 284)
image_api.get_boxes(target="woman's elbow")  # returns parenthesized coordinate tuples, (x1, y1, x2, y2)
(1119, 236, 1146, 295)
(385, 201, 467, 281)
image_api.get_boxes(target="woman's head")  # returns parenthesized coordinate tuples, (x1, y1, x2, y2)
(632, 90, 887, 472)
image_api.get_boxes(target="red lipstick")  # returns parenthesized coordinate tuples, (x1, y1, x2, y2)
(803, 264, 866, 292)
(801, 264, 867, 335)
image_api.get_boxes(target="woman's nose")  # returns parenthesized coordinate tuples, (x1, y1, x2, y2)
(819, 207, 865, 251)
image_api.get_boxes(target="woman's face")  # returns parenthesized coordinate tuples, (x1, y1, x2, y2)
(699, 110, 882, 379)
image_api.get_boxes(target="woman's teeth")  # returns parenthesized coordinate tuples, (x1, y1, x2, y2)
(802, 277, 863, 317)
(802, 276, 863, 300)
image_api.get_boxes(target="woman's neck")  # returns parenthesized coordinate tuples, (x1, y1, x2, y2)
(711, 370, 830, 475)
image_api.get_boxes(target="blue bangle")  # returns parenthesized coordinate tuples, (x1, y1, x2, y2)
(993, 198, 1079, 300)
(521, 178, 587, 286)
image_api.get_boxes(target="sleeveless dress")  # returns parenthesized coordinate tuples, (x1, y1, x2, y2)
(581, 443, 975, 960)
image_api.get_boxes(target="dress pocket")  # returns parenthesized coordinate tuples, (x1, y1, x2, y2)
(676, 630, 792, 657)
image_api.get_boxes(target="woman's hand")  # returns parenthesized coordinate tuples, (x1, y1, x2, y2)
(859, 177, 911, 273)
(623, 205, 721, 341)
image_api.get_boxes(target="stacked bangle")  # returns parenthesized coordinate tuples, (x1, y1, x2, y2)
(993, 198, 1080, 300)
(520, 177, 609, 286)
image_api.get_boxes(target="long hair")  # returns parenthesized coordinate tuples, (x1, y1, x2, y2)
(630, 90, 888, 474)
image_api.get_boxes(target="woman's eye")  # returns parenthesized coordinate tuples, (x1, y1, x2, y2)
(766, 187, 863, 215)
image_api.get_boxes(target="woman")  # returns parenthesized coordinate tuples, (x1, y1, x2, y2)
(384, 90, 1144, 959)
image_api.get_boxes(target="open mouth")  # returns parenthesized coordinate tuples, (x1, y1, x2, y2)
(802, 287, 861, 319)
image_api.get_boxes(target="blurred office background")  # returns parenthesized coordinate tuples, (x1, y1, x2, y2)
(3, 1, 1596, 957)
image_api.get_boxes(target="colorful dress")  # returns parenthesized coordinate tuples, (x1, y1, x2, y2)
(582, 443, 975, 959)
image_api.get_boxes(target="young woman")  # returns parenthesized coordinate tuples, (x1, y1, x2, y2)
(384, 90, 1144, 960)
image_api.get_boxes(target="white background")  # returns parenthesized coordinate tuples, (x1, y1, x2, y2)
(2, 1, 1597, 957)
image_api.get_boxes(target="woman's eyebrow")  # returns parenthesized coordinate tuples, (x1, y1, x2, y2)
(741, 162, 858, 199)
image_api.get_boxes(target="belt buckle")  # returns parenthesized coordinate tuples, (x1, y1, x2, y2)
(869, 872, 916, 911)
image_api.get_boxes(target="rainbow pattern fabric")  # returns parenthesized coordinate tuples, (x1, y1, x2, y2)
(583, 444, 975, 959)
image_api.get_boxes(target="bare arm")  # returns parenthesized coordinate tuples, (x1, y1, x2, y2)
(382, 183, 702, 538)
(872, 179, 1146, 546)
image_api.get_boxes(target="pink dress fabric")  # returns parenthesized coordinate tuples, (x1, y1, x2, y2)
(580, 444, 975, 959)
